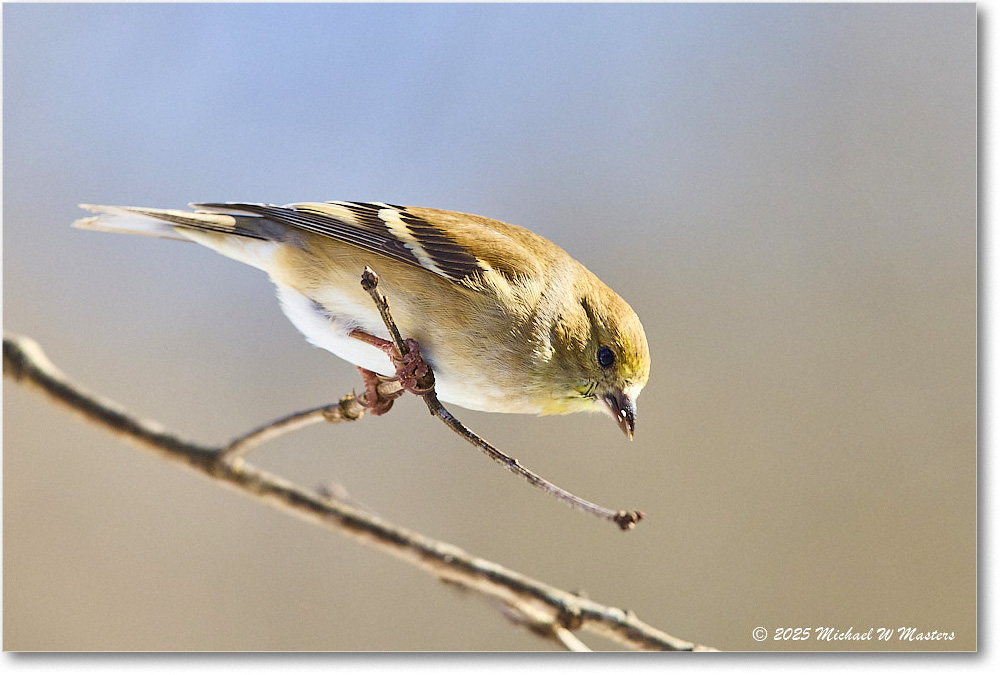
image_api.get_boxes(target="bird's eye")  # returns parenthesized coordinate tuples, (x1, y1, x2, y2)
(597, 346, 616, 369)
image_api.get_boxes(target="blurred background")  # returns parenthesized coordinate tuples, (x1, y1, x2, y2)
(3, 3, 976, 651)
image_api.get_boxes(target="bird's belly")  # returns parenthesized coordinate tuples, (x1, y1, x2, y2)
(431, 378, 545, 415)
(276, 283, 396, 376)
(274, 283, 543, 415)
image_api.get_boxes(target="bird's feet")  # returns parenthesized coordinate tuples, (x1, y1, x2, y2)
(356, 367, 404, 415)
(350, 330, 436, 415)
(388, 338, 434, 395)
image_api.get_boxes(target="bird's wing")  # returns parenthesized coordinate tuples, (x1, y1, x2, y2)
(193, 201, 546, 287)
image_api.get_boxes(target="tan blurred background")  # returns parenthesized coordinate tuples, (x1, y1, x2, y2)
(3, 4, 976, 651)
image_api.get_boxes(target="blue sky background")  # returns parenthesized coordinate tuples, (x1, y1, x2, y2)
(4, 3, 976, 651)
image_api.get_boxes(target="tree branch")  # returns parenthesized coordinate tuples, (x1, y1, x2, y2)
(3, 332, 714, 652)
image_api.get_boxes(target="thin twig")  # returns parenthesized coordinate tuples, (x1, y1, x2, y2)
(219, 379, 404, 464)
(551, 624, 593, 652)
(221, 402, 353, 463)
(359, 266, 644, 531)
(3, 332, 713, 651)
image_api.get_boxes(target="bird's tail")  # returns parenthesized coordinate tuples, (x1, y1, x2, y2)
(73, 204, 269, 242)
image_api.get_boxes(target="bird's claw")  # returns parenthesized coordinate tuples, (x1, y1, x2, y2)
(390, 339, 435, 395)
(357, 367, 404, 415)
(350, 330, 435, 405)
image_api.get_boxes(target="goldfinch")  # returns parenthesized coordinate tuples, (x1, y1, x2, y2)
(73, 201, 650, 438)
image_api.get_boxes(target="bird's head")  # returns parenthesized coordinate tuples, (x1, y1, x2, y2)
(543, 275, 650, 439)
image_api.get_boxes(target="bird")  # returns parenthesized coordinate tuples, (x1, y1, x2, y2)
(73, 201, 650, 438)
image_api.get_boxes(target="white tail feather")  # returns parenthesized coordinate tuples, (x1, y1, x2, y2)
(74, 203, 279, 272)
(73, 204, 189, 241)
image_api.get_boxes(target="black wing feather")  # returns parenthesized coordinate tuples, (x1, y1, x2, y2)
(194, 201, 482, 282)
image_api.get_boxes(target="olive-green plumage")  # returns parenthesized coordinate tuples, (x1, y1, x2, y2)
(74, 200, 650, 437)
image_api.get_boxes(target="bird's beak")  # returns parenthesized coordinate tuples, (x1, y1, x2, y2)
(602, 389, 636, 440)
